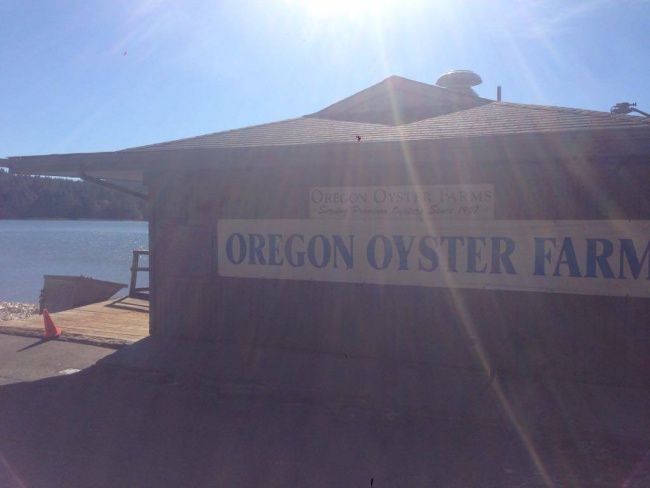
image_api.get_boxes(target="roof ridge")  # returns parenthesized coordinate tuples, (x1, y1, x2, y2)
(495, 101, 650, 122)
(302, 115, 398, 128)
(400, 102, 496, 126)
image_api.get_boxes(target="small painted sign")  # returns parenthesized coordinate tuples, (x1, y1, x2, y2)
(309, 185, 494, 220)
(217, 219, 650, 298)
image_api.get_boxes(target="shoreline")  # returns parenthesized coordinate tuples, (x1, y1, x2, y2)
(0, 301, 39, 321)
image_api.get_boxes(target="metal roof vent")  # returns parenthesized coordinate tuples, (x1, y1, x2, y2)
(436, 70, 482, 97)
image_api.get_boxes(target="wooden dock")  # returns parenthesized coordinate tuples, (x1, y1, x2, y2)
(0, 296, 149, 349)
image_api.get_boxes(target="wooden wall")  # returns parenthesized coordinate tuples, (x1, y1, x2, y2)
(146, 141, 650, 387)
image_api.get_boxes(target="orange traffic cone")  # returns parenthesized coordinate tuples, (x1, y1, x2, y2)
(42, 309, 61, 340)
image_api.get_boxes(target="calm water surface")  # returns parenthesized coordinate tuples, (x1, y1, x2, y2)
(0, 220, 148, 303)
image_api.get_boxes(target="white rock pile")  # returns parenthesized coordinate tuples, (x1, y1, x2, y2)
(0, 302, 39, 321)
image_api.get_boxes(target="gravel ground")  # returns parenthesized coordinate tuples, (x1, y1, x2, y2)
(0, 302, 39, 321)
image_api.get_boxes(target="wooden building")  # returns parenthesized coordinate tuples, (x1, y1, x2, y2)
(7, 73, 650, 387)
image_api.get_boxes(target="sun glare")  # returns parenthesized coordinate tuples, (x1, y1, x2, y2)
(286, 0, 398, 20)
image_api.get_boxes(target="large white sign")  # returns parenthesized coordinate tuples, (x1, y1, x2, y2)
(309, 185, 494, 220)
(217, 219, 650, 298)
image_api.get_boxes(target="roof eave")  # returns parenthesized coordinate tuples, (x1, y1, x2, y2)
(5, 127, 650, 181)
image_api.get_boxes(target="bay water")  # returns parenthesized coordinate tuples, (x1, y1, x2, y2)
(0, 220, 149, 303)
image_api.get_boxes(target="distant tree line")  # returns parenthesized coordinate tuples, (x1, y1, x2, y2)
(0, 169, 149, 220)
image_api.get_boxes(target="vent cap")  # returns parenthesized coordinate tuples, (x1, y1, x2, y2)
(436, 70, 482, 97)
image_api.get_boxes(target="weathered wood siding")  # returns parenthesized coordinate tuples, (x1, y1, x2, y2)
(146, 143, 650, 387)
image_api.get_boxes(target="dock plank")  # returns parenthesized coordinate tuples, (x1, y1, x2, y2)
(0, 296, 149, 348)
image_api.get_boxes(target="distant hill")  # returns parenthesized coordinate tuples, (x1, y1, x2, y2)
(0, 169, 148, 220)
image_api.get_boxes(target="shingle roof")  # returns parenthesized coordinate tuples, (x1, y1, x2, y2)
(306, 75, 491, 124)
(122, 117, 395, 152)
(403, 102, 650, 137)
(7, 76, 650, 182)
(123, 101, 650, 153)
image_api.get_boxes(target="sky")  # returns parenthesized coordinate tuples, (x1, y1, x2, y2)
(2, 0, 650, 158)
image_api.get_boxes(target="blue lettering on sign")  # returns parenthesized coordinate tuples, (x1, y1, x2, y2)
(268, 234, 284, 266)
(333, 235, 354, 269)
(225, 229, 648, 283)
(226, 232, 354, 270)
(225, 233, 246, 265)
(618, 239, 650, 279)
(554, 238, 581, 277)
(490, 237, 516, 274)
(393, 235, 415, 271)
(367, 235, 393, 270)
(585, 238, 614, 278)
(440, 236, 464, 272)
(285, 234, 305, 267)
(307, 234, 331, 268)
(248, 233, 266, 265)
(533, 238, 555, 276)
(466, 237, 487, 274)
(534, 236, 650, 280)
(418, 236, 439, 272)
